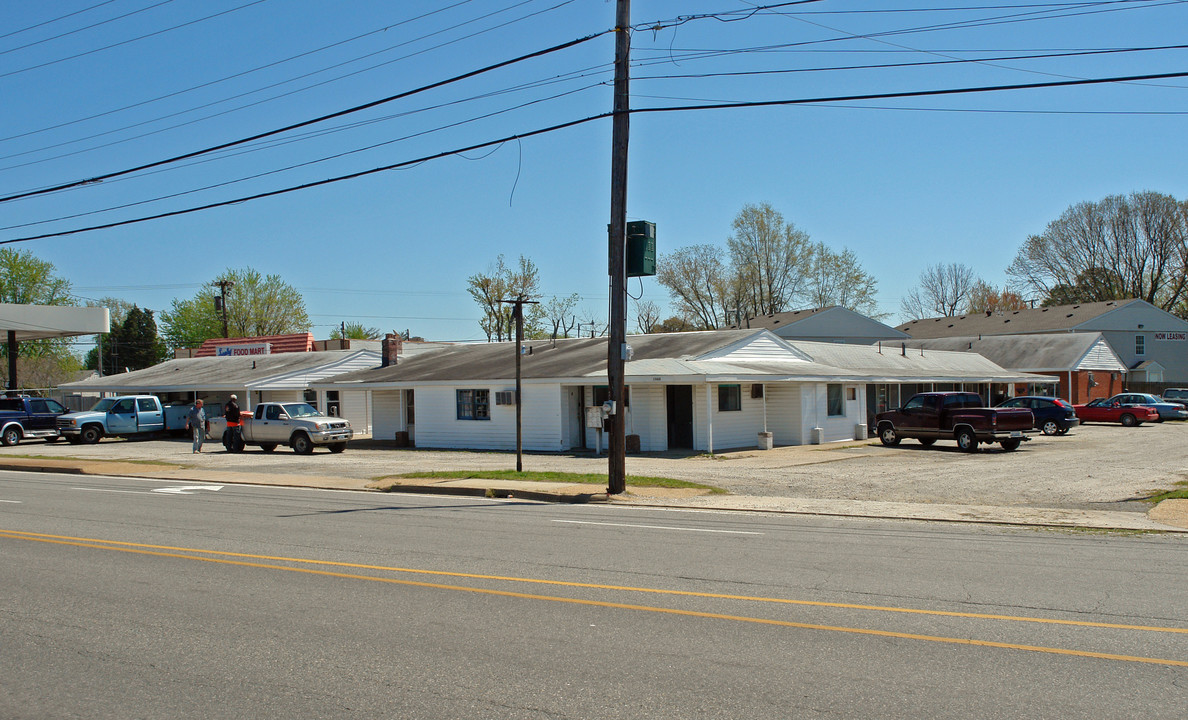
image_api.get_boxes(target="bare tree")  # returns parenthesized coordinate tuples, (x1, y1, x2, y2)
(632, 299, 662, 334)
(900, 263, 978, 320)
(1007, 191, 1188, 314)
(804, 242, 882, 318)
(727, 202, 812, 315)
(541, 293, 580, 339)
(966, 280, 1029, 315)
(655, 244, 732, 329)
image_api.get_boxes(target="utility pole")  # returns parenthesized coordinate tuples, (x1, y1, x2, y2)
(501, 296, 538, 473)
(606, 0, 631, 495)
(213, 280, 234, 338)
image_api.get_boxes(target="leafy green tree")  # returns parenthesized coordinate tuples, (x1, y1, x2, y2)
(162, 268, 310, 349)
(467, 255, 543, 341)
(330, 322, 383, 340)
(86, 306, 167, 374)
(0, 249, 81, 388)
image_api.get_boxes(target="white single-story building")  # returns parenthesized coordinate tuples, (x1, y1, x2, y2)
(320, 329, 1051, 453)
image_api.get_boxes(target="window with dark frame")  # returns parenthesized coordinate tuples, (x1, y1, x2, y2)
(827, 384, 844, 416)
(456, 389, 490, 420)
(718, 384, 742, 412)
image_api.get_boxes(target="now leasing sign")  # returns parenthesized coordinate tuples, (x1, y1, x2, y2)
(1153, 332, 1187, 342)
(216, 343, 271, 357)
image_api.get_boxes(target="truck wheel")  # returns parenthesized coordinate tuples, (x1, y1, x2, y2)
(1120, 413, 1137, 427)
(259, 443, 277, 453)
(878, 425, 900, 446)
(1041, 420, 1060, 436)
(1000, 439, 1022, 451)
(291, 433, 313, 455)
(2, 426, 21, 446)
(80, 425, 103, 444)
(955, 428, 978, 452)
(918, 437, 936, 447)
(328, 442, 346, 453)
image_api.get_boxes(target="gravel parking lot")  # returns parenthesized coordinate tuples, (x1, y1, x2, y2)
(4, 421, 1186, 511)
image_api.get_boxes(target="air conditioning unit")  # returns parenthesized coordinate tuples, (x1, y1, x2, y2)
(495, 391, 515, 405)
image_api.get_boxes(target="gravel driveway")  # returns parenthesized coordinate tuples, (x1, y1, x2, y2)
(6, 422, 1185, 510)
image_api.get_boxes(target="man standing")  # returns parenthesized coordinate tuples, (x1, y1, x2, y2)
(185, 399, 206, 454)
(224, 394, 243, 452)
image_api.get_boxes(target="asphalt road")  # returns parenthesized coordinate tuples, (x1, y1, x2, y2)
(4, 470, 1188, 719)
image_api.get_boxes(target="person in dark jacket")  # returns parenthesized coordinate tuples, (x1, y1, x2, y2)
(224, 394, 243, 452)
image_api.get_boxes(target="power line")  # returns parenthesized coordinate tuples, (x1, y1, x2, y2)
(0, 0, 272, 80)
(6, 67, 1188, 246)
(0, 29, 608, 204)
(0, 0, 121, 42)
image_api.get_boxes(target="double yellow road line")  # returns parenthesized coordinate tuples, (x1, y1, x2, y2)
(4, 528, 1185, 667)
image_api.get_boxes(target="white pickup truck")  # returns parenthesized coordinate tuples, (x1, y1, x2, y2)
(207, 401, 352, 454)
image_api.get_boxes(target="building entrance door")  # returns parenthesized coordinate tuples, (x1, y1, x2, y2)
(666, 385, 694, 449)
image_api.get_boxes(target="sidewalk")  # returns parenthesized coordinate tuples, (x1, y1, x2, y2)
(4, 456, 1185, 533)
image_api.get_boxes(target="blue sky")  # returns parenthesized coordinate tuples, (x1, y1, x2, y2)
(3, 0, 1187, 345)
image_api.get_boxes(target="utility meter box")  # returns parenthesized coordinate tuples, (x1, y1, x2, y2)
(626, 220, 656, 277)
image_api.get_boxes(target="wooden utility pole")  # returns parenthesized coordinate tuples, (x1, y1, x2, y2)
(214, 280, 234, 338)
(607, 0, 631, 494)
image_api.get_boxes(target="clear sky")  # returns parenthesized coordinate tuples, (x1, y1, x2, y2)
(3, 0, 1186, 346)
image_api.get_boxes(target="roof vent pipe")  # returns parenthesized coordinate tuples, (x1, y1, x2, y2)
(901, 343, 906, 357)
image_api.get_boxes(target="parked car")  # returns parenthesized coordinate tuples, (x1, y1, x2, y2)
(0, 396, 70, 445)
(995, 396, 1080, 436)
(1160, 388, 1188, 407)
(874, 391, 1034, 452)
(1105, 393, 1188, 422)
(57, 395, 189, 444)
(207, 401, 352, 454)
(1073, 399, 1159, 427)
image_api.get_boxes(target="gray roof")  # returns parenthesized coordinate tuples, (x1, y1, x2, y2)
(898, 333, 1118, 372)
(726, 307, 830, 330)
(322, 330, 1049, 387)
(325, 330, 762, 385)
(896, 299, 1143, 338)
(60, 349, 380, 392)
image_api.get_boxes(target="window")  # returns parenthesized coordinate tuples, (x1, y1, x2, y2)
(112, 399, 135, 414)
(1136, 335, 1146, 356)
(137, 398, 157, 412)
(326, 390, 340, 417)
(457, 389, 490, 420)
(303, 389, 318, 405)
(718, 384, 741, 412)
(827, 384, 844, 416)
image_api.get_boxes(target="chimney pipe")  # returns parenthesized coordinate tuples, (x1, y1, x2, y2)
(381, 333, 402, 368)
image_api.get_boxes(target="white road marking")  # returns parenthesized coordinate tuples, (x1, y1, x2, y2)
(552, 519, 762, 535)
(73, 488, 153, 495)
(0, 499, 21, 503)
(151, 486, 224, 494)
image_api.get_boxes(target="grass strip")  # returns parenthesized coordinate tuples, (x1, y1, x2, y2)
(1145, 480, 1188, 503)
(381, 469, 725, 493)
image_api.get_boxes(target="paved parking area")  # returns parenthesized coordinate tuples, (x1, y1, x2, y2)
(4, 422, 1185, 511)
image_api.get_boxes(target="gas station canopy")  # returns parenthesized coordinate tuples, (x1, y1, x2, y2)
(0, 303, 110, 341)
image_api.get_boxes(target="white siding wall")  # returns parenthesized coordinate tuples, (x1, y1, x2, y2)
(764, 384, 803, 446)
(799, 383, 865, 443)
(372, 390, 402, 440)
(341, 390, 370, 436)
(630, 384, 667, 452)
(414, 384, 564, 451)
(703, 383, 771, 451)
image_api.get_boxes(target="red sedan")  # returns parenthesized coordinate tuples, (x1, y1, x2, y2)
(1074, 399, 1159, 427)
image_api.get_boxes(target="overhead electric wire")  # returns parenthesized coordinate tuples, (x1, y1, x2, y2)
(6, 67, 1188, 246)
(0, 28, 609, 205)
(0, 0, 179, 56)
(1, 0, 121, 41)
(0, 0, 482, 145)
(0, 81, 605, 232)
(0, 0, 570, 169)
(0, 0, 272, 80)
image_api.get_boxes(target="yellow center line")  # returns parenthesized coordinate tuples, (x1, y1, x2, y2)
(3, 528, 1186, 668)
